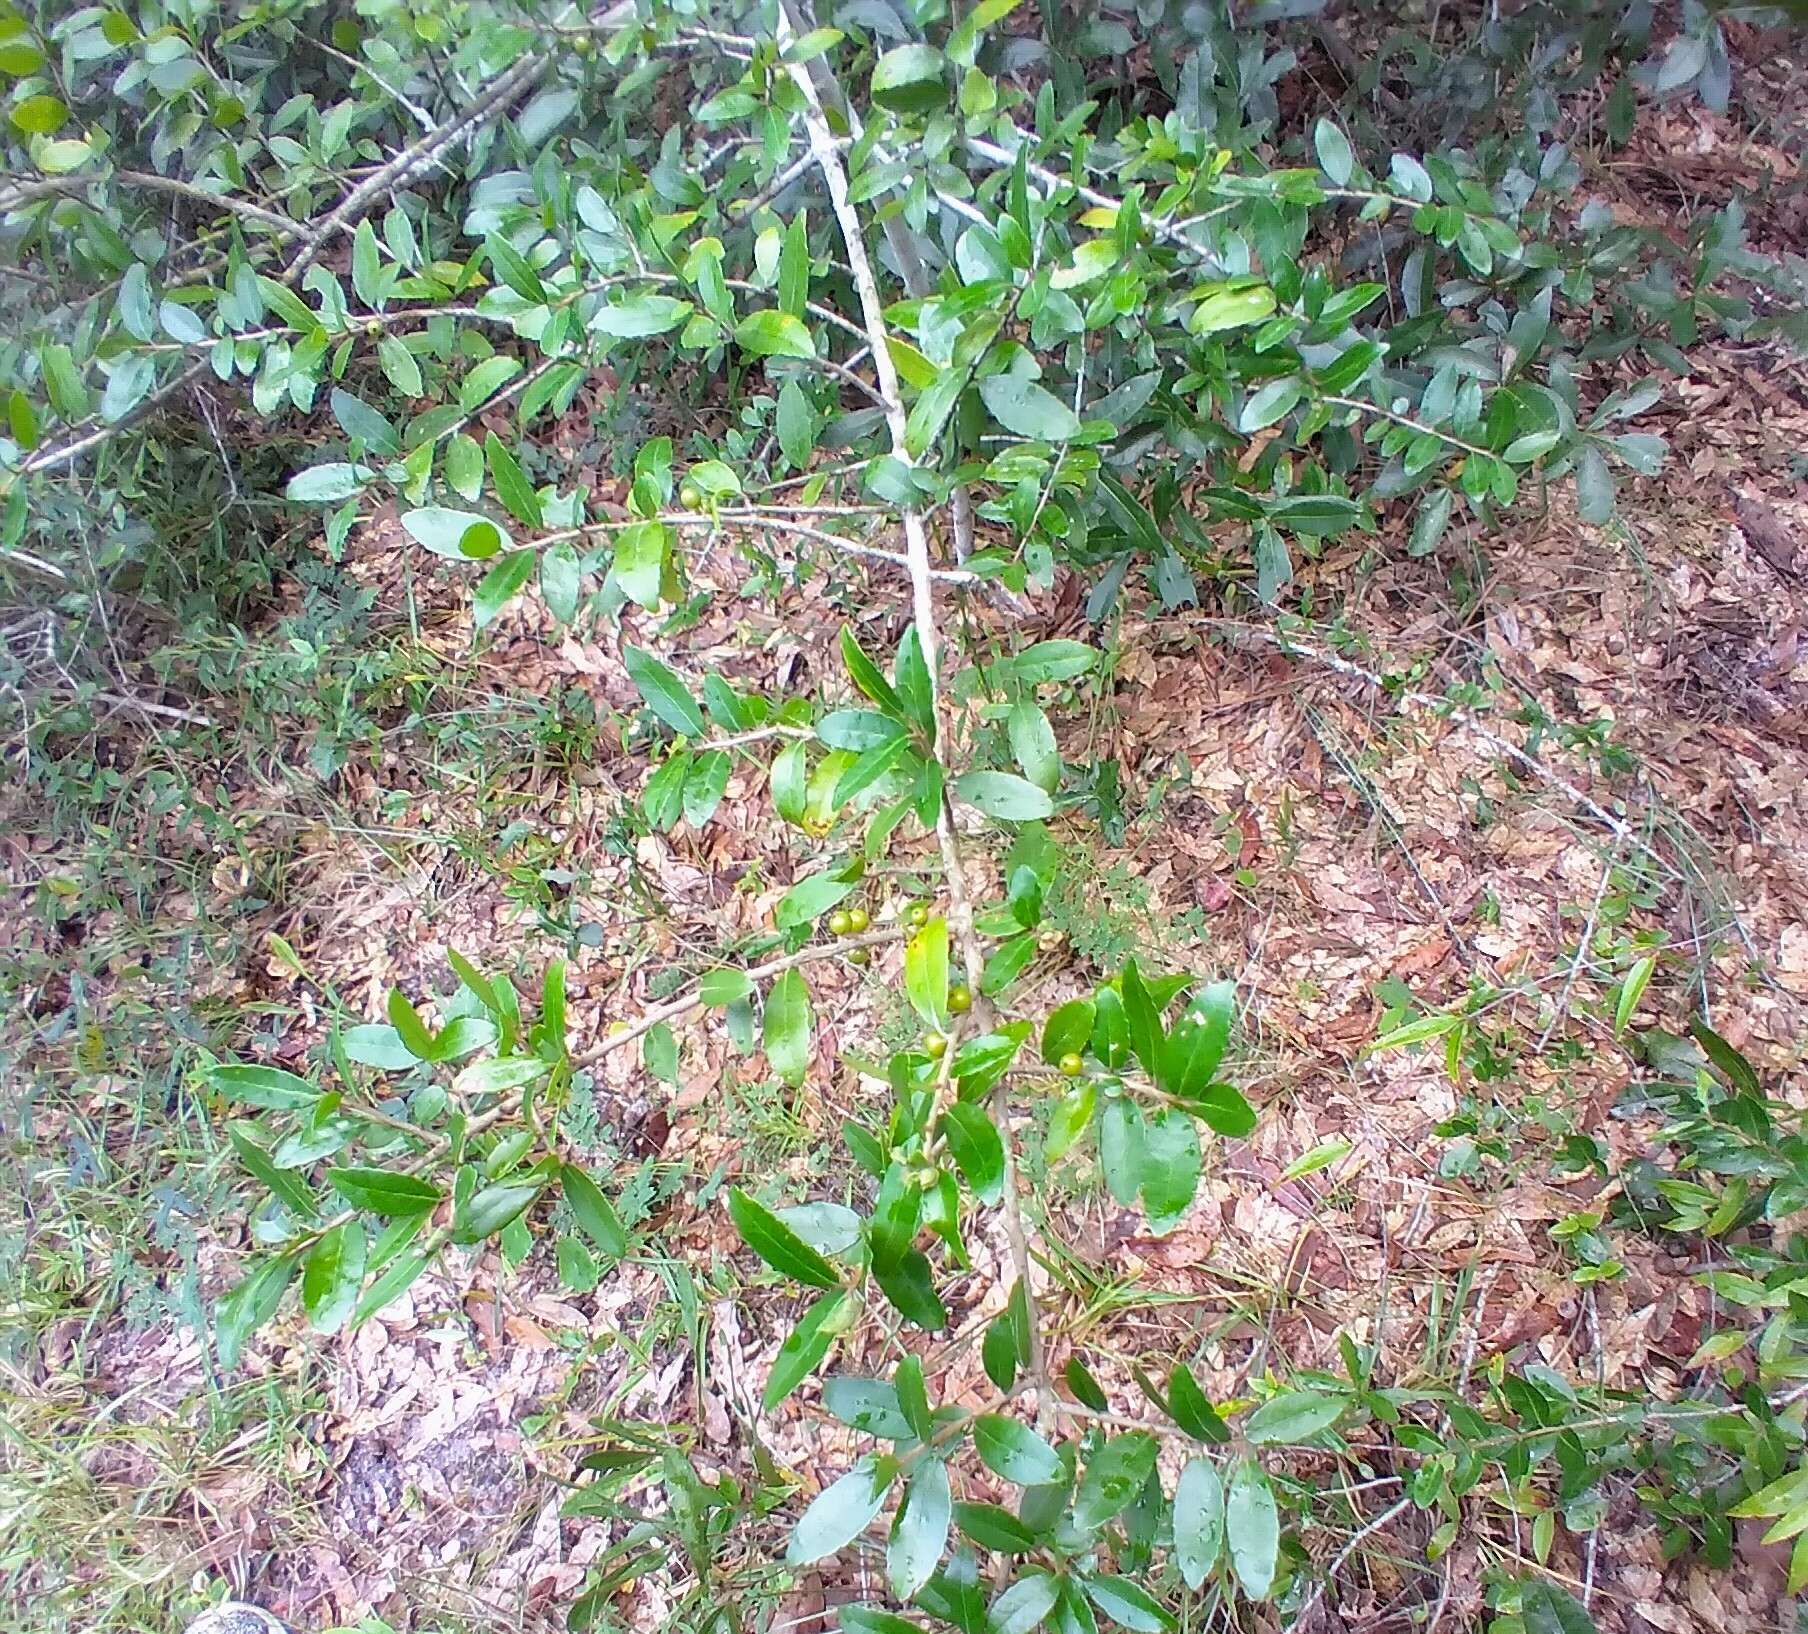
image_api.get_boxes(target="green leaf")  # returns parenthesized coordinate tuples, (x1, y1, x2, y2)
(778, 378, 816, 468)
(1314, 118, 1354, 185)
(351, 219, 384, 308)
(1118, 961, 1165, 1076)
(378, 334, 423, 397)
(872, 1248, 947, 1330)
(452, 1180, 541, 1243)
(444, 433, 483, 501)
(1242, 1390, 1344, 1445)
(954, 1501, 1037, 1552)
(1224, 1460, 1279, 1598)
(764, 1289, 853, 1411)
(771, 739, 808, 825)
(541, 541, 581, 622)
(700, 968, 755, 1007)
(459, 355, 522, 414)
(286, 462, 370, 504)
(484, 434, 543, 528)
(954, 771, 1055, 821)
(326, 1167, 443, 1215)
(301, 1219, 367, 1335)
(207, 1063, 321, 1110)
(841, 626, 909, 719)
(735, 309, 817, 359)
(731, 1186, 839, 1289)
(1099, 1096, 1144, 1208)
(1173, 1458, 1224, 1589)
(227, 1125, 320, 1218)
(821, 709, 909, 751)
(777, 867, 860, 929)
(1072, 1433, 1158, 1531)
(1520, 1580, 1600, 1634)
(889, 1458, 952, 1599)
(974, 1415, 1065, 1486)
(474, 550, 535, 629)
(1166, 1365, 1229, 1443)
(987, 1570, 1060, 1634)
(871, 43, 945, 113)
(1614, 955, 1655, 1036)
(1080, 1576, 1173, 1634)
(1042, 998, 1095, 1064)
(331, 387, 399, 456)
(825, 1377, 914, 1438)
(979, 375, 1083, 442)
(788, 1456, 894, 1565)
(906, 917, 950, 1031)
(215, 1253, 296, 1369)
(11, 92, 68, 135)
(485, 233, 546, 304)
(1140, 1108, 1200, 1232)
(842, 1612, 926, 1634)
(779, 209, 811, 315)
(939, 1103, 1005, 1204)
(624, 645, 705, 736)
(563, 1164, 629, 1258)
(1162, 981, 1234, 1096)
(590, 293, 693, 337)
(1691, 1019, 1760, 1096)
(1008, 700, 1060, 793)
(614, 521, 668, 608)
(402, 506, 512, 559)
(1190, 283, 1276, 336)
(1239, 377, 1303, 434)
(764, 967, 812, 1088)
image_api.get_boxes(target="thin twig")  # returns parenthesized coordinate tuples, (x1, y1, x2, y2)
(573, 927, 903, 1067)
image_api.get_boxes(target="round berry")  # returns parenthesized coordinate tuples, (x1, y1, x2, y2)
(949, 983, 972, 1014)
(925, 1032, 948, 1059)
(828, 909, 852, 936)
(679, 482, 702, 510)
(906, 903, 929, 928)
(847, 947, 871, 967)
(847, 906, 870, 933)
(1058, 1051, 1084, 1078)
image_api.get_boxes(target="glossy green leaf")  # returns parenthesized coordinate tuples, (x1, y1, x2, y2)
(735, 309, 816, 359)
(954, 770, 1054, 821)
(872, 1248, 946, 1330)
(940, 1102, 1005, 1203)
(905, 916, 950, 1031)
(731, 1185, 838, 1288)
(1080, 1576, 1172, 1634)
(987, 1569, 1060, 1634)
(1162, 981, 1234, 1095)
(563, 1164, 629, 1258)
(980, 375, 1083, 442)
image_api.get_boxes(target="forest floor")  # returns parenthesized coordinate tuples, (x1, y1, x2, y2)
(6, 70, 1808, 1634)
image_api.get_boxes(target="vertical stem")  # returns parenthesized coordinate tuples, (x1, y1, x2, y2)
(778, 18, 1054, 1422)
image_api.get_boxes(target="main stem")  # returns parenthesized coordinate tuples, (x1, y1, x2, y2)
(778, 22, 1054, 1426)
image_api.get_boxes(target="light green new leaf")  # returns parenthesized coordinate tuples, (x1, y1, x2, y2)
(301, 1219, 367, 1335)
(735, 309, 816, 359)
(905, 917, 950, 1031)
(1008, 700, 1060, 793)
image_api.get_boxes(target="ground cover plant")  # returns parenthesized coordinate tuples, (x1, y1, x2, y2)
(4, 4, 1808, 1634)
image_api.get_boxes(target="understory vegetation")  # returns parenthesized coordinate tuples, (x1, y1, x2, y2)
(4, 3, 1808, 1634)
